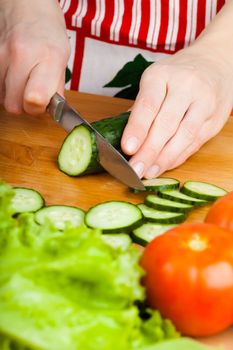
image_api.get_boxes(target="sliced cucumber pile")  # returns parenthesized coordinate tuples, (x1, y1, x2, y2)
(35, 205, 85, 230)
(158, 189, 207, 206)
(10, 174, 229, 249)
(181, 181, 228, 201)
(85, 201, 143, 233)
(138, 204, 186, 224)
(11, 187, 44, 214)
(132, 223, 177, 247)
(145, 195, 193, 213)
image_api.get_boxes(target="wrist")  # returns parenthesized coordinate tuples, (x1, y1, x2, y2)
(190, 2, 233, 74)
(0, 0, 64, 25)
(0, 0, 66, 38)
(190, 39, 233, 79)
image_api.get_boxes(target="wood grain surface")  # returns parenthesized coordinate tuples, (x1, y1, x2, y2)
(0, 90, 233, 349)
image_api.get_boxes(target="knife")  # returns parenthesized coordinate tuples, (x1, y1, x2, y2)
(48, 93, 145, 191)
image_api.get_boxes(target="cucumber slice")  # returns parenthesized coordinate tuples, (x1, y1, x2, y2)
(143, 177, 180, 191)
(101, 234, 132, 251)
(58, 125, 99, 176)
(85, 201, 143, 233)
(132, 223, 176, 246)
(138, 204, 186, 224)
(145, 195, 193, 213)
(35, 205, 85, 230)
(11, 187, 44, 214)
(130, 177, 180, 193)
(181, 181, 228, 201)
(158, 189, 208, 206)
(58, 112, 130, 176)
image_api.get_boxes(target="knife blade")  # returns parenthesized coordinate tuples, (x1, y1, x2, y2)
(48, 93, 145, 191)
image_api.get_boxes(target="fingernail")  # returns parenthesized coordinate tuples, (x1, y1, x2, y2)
(125, 136, 139, 153)
(145, 165, 160, 179)
(132, 162, 145, 177)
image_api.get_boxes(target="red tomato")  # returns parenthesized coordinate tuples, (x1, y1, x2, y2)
(205, 191, 233, 231)
(140, 223, 233, 337)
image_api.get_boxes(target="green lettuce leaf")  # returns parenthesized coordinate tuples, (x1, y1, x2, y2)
(140, 338, 223, 350)
(0, 181, 218, 350)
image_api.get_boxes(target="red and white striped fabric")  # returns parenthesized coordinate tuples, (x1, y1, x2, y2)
(60, 0, 225, 96)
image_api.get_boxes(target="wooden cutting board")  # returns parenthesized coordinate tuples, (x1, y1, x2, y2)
(0, 90, 233, 349)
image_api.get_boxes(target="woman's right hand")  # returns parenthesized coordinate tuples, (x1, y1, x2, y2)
(0, 0, 70, 115)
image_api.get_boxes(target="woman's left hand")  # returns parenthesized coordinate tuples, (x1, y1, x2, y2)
(121, 44, 233, 179)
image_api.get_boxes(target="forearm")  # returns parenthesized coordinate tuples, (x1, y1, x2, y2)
(193, 1, 233, 66)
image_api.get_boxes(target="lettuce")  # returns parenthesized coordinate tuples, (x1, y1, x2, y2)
(140, 338, 223, 350)
(0, 181, 219, 350)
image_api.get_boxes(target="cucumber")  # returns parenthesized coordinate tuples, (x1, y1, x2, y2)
(145, 195, 193, 213)
(101, 234, 132, 251)
(158, 189, 208, 206)
(181, 181, 228, 201)
(11, 187, 44, 214)
(131, 177, 180, 193)
(85, 201, 143, 233)
(132, 223, 176, 246)
(58, 125, 100, 176)
(137, 204, 186, 224)
(35, 205, 85, 230)
(58, 112, 130, 176)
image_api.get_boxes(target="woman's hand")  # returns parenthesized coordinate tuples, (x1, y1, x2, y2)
(121, 44, 233, 179)
(0, 0, 70, 115)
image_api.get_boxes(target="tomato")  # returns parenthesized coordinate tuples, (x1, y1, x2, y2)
(205, 191, 233, 231)
(140, 223, 233, 337)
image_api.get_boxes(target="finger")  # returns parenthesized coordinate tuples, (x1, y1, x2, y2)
(172, 109, 230, 169)
(145, 101, 214, 178)
(57, 70, 66, 97)
(23, 59, 65, 115)
(0, 72, 6, 105)
(121, 78, 167, 155)
(0, 51, 8, 105)
(4, 60, 32, 114)
(129, 88, 191, 177)
(166, 119, 216, 171)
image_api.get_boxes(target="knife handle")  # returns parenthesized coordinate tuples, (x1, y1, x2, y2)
(47, 93, 65, 123)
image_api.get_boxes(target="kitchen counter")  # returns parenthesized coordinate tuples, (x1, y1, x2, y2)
(0, 90, 232, 349)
